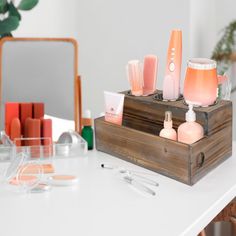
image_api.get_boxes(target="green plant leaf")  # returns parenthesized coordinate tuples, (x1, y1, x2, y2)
(0, 0, 8, 13)
(0, 16, 19, 35)
(9, 2, 21, 20)
(18, 0, 39, 10)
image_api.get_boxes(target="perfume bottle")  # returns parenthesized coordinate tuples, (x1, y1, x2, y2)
(159, 111, 177, 141)
(177, 104, 204, 144)
(81, 110, 94, 150)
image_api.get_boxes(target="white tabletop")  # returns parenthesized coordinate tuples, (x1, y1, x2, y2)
(0, 142, 235, 236)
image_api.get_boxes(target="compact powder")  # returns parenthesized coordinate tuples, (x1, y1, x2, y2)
(10, 175, 38, 185)
(52, 175, 76, 180)
(49, 175, 78, 186)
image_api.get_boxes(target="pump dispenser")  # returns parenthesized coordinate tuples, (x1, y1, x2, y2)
(159, 111, 177, 141)
(177, 104, 204, 144)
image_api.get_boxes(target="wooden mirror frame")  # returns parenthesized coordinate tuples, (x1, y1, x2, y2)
(0, 37, 82, 134)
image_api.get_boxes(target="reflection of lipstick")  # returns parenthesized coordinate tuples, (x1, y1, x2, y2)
(33, 103, 44, 119)
(20, 103, 32, 134)
(5, 103, 19, 136)
(10, 118, 21, 146)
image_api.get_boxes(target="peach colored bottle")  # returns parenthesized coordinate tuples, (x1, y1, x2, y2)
(159, 111, 177, 141)
(177, 105, 204, 144)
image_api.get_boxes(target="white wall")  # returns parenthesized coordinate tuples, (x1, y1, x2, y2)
(14, 0, 191, 118)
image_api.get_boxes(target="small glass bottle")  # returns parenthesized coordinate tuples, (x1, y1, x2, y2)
(81, 110, 94, 150)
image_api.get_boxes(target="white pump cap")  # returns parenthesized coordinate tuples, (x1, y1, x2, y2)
(84, 109, 91, 119)
(186, 104, 196, 122)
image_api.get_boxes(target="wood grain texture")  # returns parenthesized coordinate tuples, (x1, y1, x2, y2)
(0, 37, 81, 133)
(95, 93, 232, 185)
(96, 117, 191, 184)
(122, 90, 232, 136)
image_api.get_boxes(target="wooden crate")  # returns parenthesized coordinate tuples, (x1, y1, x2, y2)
(122, 90, 232, 136)
(95, 92, 232, 185)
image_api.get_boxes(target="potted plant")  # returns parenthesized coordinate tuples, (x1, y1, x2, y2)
(0, 0, 39, 38)
(212, 20, 236, 93)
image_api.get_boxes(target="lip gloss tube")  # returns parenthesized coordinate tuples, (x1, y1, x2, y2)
(20, 103, 32, 135)
(5, 103, 19, 136)
(10, 118, 21, 146)
(143, 55, 158, 96)
(41, 118, 53, 157)
(33, 103, 44, 119)
(24, 118, 41, 158)
(127, 60, 143, 96)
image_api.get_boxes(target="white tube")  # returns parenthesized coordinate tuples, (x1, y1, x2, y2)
(104, 91, 125, 125)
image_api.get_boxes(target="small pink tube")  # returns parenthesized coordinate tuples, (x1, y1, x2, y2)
(143, 55, 158, 96)
(104, 91, 125, 125)
(126, 60, 143, 96)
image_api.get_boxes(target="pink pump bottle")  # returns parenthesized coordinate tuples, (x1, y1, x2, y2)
(177, 104, 204, 144)
(159, 111, 177, 141)
(163, 30, 182, 101)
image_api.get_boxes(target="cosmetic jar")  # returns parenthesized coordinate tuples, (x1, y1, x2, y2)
(183, 58, 218, 107)
(56, 130, 86, 156)
(4, 152, 43, 193)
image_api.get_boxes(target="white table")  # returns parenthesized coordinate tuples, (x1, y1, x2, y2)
(0, 142, 235, 236)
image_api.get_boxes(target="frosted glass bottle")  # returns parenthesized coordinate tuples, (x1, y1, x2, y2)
(177, 105, 204, 144)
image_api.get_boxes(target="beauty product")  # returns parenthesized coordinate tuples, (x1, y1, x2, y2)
(33, 103, 44, 119)
(48, 175, 78, 186)
(123, 175, 156, 196)
(19, 163, 54, 174)
(5, 103, 19, 136)
(24, 118, 41, 157)
(41, 119, 52, 145)
(127, 60, 143, 96)
(20, 103, 32, 134)
(81, 110, 94, 150)
(143, 55, 158, 96)
(159, 111, 177, 141)
(104, 91, 125, 125)
(163, 30, 182, 101)
(177, 104, 204, 144)
(10, 118, 21, 146)
(41, 119, 53, 157)
(56, 130, 86, 156)
(183, 58, 218, 107)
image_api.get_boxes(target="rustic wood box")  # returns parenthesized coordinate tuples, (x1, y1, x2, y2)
(122, 90, 232, 136)
(95, 92, 232, 185)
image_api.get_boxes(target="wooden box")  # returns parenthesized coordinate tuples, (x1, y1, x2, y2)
(95, 92, 232, 185)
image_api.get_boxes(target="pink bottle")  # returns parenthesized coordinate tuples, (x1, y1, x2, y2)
(143, 55, 158, 96)
(177, 104, 204, 144)
(159, 111, 177, 141)
(163, 30, 182, 101)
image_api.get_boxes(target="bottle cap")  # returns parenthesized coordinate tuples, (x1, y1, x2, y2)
(186, 104, 196, 122)
(82, 110, 92, 126)
(84, 110, 91, 119)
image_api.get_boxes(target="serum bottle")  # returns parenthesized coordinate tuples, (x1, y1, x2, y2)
(81, 110, 94, 150)
(159, 111, 177, 141)
(177, 104, 204, 144)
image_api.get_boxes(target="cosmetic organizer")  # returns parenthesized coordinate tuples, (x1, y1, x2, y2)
(0, 137, 87, 162)
(95, 91, 232, 185)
